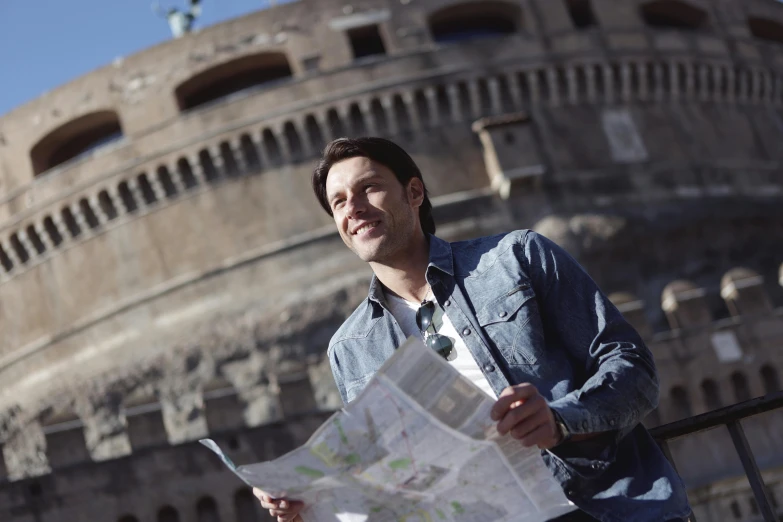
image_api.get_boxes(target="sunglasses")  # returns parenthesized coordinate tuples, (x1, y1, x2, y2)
(415, 300, 456, 361)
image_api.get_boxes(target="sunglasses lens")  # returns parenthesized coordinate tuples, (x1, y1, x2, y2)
(427, 334, 455, 361)
(416, 301, 435, 330)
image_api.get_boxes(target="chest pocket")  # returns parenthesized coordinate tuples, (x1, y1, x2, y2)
(476, 282, 545, 365)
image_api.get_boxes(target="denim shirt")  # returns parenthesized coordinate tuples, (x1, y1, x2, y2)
(327, 231, 691, 522)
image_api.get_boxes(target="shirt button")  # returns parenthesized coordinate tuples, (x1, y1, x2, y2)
(444, 300, 451, 307)
(484, 364, 495, 373)
(499, 311, 507, 318)
(566, 490, 575, 497)
(462, 328, 471, 336)
(591, 463, 600, 470)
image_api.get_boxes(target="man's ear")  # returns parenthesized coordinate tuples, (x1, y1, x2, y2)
(406, 178, 425, 209)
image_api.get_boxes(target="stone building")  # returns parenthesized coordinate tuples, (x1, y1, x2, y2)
(0, 0, 782, 520)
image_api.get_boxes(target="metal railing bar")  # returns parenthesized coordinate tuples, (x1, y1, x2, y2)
(726, 421, 778, 522)
(649, 390, 783, 441)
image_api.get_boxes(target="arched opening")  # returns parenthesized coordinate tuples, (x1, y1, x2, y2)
(177, 157, 199, 188)
(701, 379, 722, 411)
(234, 488, 261, 522)
(239, 135, 262, 172)
(305, 114, 326, 152)
(175, 52, 293, 111)
(30, 110, 123, 176)
(670, 385, 692, 420)
(26, 225, 46, 255)
(640, 0, 708, 30)
(748, 17, 783, 45)
(730, 371, 751, 403)
(565, 0, 597, 29)
(196, 496, 220, 522)
(97, 190, 119, 221)
(43, 216, 63, 247)
(761, 365, 780, 394)
(428, 1, 521, 44)
(157, 506, 180, 522)
(117, 181, 139, 213)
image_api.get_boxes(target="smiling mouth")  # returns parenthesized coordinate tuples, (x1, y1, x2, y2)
(353, 221, 380, 235)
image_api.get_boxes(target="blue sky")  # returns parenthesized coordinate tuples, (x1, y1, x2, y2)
(0, 0, 296, 117)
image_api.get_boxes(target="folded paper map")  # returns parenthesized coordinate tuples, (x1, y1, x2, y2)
(201, 337, 576, 522)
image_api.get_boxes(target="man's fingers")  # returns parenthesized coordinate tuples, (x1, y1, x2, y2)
(496, 394, 545, 435)
(491, 384, 539, 421)
(520, 422, 554, 449)
(509, 407, 549, 440)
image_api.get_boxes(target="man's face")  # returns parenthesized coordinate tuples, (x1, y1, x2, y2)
(325, 156, 423, 264)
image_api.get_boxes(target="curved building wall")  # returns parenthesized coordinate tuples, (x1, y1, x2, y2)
(0, 0, 783, 520)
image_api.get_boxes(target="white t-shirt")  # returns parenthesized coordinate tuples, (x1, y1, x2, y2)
(384, 292, 497, 399)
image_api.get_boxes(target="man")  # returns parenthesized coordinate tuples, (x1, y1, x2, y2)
(255, 137, 692, 522)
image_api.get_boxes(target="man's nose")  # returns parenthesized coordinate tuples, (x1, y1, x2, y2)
(344, 194, 366, 219)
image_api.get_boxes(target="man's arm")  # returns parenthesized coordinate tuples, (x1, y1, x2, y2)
(521, 230, 659, 437)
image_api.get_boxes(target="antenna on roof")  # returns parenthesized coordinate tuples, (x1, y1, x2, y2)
(153, 0, 202, 38)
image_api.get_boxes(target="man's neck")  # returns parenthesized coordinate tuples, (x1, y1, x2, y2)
(370, 233, 430, 304)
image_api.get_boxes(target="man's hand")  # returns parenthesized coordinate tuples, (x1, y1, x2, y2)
(490, 383, 561, 450)
(253, 488, 305, 522)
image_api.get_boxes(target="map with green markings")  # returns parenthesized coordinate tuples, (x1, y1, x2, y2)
(201, 338, 575, 522)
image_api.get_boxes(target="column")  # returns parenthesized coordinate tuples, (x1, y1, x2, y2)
(506, 72, 523, 109)
(423, 87, 440, 127)
(487, 77, 502, 114)
(547, 68, 560, 106)
(402, 91, 421, 131)
(566, 66, 578, 105)
(446, 84, 462, 122)
(467, 79, 482, 119)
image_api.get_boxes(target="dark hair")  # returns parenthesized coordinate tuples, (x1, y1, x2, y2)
(312, 137, 436, 235)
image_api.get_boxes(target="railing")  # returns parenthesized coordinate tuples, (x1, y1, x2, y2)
(650, 390, 783, 522)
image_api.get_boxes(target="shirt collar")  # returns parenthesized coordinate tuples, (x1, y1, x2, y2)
(367, 234, 454, 305)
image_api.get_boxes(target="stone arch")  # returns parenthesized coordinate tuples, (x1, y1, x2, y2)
(0, 245, 13, 271)
(219, 141, 240, 177)
(730, 371, 751, 403)
(639, 0, 708, 30)
(157, 165, 178, 198)
(748, 17, 783, 45)
(283, 121, 304, 161)
(137, 173, 158, 205)
(428, 1, 522, 44)
(25, 224, 46, 255)
(196, 496, 220, 522)
(238, 135, 262, 172)
(701, 378, 722, 411)
(97, 190, 119, 221)
(761, 365, 780, 394)
(43, 216, 64, 247)
(348, 103, 367, 136)
(261, 129, 283, 166)
(176, 157, 199, 188)
(175, 52, 293, 111)
(61, 206, 82, 237)
(30, 110, 123, 176)
(117, 181, 139, 213)
(79, 198, 101, 229)
(304, 114, 326, 152)
(9, 232, 29, 264)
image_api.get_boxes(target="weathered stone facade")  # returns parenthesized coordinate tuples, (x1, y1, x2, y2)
(1, 0, 782, 520)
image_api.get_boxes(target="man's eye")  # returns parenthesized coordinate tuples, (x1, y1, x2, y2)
(333, 199, 345, 209)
